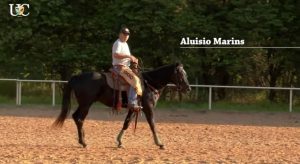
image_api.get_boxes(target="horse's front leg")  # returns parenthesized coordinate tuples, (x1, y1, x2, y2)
(116, 110, 134, 148)
(143, 106, 164, 149)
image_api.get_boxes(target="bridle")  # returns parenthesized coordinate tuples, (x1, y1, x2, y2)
(135, 61, 187, 95)
(173, 66, 187, 92)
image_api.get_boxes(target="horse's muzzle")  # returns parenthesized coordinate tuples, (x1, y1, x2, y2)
(187, 86, 192, 92)
(181, 85, 191, 93)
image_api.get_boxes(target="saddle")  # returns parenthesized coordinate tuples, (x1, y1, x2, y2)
(102, 68, 130, 111)
(103, 63, 141, 92)
(103, 63, 143, 111)
(103, 68, 130, 91)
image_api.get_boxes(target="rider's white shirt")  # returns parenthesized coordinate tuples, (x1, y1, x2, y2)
(112, 39, 131, 67)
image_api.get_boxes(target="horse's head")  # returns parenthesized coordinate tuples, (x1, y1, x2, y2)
(171, 63, 191, 93)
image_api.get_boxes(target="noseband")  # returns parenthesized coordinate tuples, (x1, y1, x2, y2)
(174, 66, 186, 92)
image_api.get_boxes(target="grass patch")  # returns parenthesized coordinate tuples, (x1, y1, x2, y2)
(157, 100, 300, 113)
(0, 96, 15, 104)
(212, 101, 297, 112)
(1, 95, 300, 113)
(157, 101, 208, 109)
(0, 95, 110, 110)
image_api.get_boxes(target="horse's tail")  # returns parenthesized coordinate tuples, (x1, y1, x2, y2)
(52, 82, 72, 128)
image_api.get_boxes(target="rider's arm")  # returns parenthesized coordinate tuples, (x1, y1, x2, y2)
(113, 53, 137, 63)
(113, 53, 131, 59)
(113, 41, 138, 63)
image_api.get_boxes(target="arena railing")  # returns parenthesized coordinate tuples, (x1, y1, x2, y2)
(167, 84, 300, 112)
(0, 79, 67, 107)
(0, 79, 299, 112)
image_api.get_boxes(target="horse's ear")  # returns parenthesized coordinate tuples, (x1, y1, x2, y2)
(175, 62, 183, 74)
(175, 62, 183, 67)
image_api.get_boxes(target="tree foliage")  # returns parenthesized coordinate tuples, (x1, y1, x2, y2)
(0, 0, 299, 101)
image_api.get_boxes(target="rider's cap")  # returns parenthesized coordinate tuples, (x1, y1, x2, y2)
(120, 27, 130, 35)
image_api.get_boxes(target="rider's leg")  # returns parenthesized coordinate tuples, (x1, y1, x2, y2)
(128, 86, 138, 108)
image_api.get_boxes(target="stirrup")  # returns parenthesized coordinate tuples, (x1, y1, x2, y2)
(128, 104, 143, 112)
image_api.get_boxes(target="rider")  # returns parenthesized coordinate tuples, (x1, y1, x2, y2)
(112, 27, 142, 110)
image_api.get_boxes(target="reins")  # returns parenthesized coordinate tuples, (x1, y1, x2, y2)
(131, 60, 143, 133)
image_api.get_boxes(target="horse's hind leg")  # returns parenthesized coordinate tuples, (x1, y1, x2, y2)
(116, 109, 134, 148)
(72, 104, 91, 148)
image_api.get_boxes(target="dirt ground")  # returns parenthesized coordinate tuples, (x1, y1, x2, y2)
(0, 106, 300, 163)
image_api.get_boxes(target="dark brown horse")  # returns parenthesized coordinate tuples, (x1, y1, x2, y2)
(52, 63, 191, 149)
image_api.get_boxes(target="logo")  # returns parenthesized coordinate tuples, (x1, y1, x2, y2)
(9, 4, 30, 17)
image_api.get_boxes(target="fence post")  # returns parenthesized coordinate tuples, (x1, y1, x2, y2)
(289, 89, 293, 112)
(52, 82, 55, 106)
(209, 87, 212, 110)
(19, 81, 22, 105)
(195, 78, 198, 100)
(16, 81, 22, 105)
(16, 80, 19, 105)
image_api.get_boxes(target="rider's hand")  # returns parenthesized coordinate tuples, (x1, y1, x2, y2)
(130, 56, 139, 64)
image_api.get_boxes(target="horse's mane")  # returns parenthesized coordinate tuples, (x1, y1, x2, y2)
(142, 63, 181, 88)
(143, 63, 181, 75)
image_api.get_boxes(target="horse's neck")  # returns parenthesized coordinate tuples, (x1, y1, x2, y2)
(143, 65, 174, 90)
(144, 76, 168, 90)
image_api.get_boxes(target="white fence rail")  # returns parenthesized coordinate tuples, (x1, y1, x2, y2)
(187, 84, 300, 112)
(0, 79, 67, 106)
(0, 79, 300, 112)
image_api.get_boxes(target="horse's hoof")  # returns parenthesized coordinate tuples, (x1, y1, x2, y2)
(79, 142, 87, 148)
(118, 144, 123, 148)
(159, 145, 165, 150)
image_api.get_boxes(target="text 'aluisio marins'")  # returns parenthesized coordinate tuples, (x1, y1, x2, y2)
(180, 37, 245, 46)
